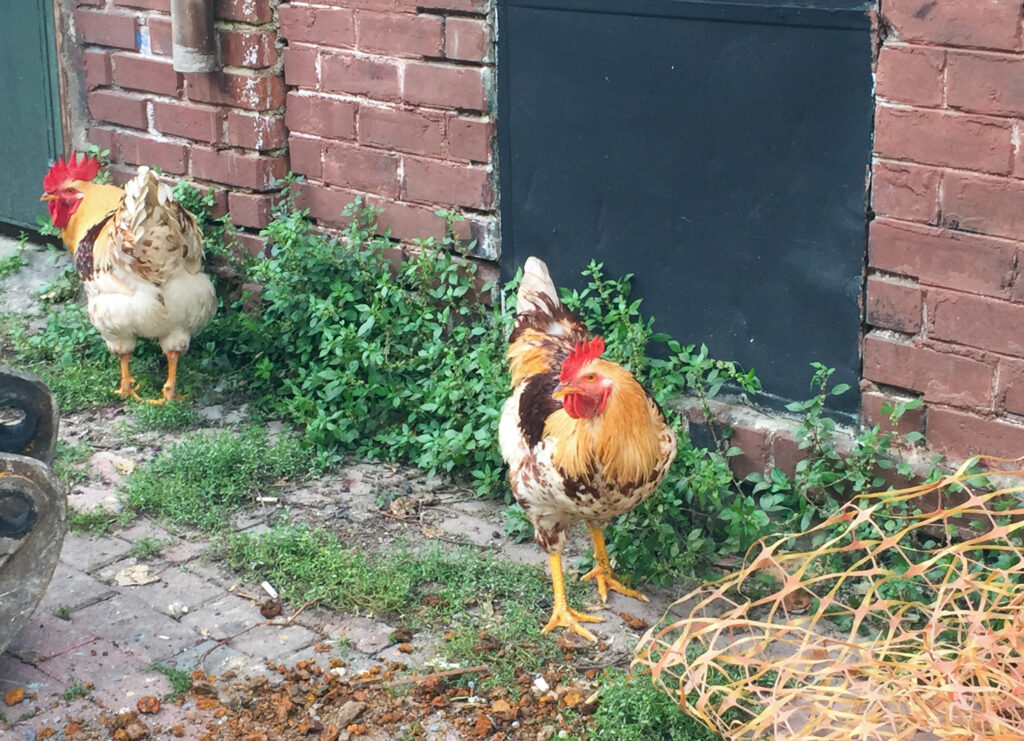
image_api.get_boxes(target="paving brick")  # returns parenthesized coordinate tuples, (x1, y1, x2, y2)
(162, 539, 210, 564)
(0, 651, 71, 710)
(72, 592, 205, 663)
(169, 638, 273, 678)
(227, 622, 320, 661)
(35, 561, 118, 613)
(122, 564, 225, 619)
(60, 532, 134, 572)
(5, 610, 101, 663)
(333, 616, 395, 654)
(179, 594, 266, 641)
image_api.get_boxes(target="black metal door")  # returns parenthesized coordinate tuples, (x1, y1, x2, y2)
(0, 1, 64, 230)
(497, 0, 874, 416)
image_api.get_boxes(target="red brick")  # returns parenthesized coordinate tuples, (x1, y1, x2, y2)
(866, 275, 922, 334)
(285, 93, 356, 140)
(84, 49, 112, 90)
(448, 116, 491, 162)
(928, 288, 1024, 357)
(402, 156, 491, 208)
(875, 44, 944, 107)
(359, 106, 444, 156)
(941, 171, 1024, 241)
(229, 230, 269, 257)
(322, 53, 400, 101)
(283, 45, 320, 89)
(445, 17, 488, 62)
(288, 135, 323, 179)
(117, 131, 188, 174)
(190, 148, 287, 190)
(88, 89, 148, 129)
(295, 181, 360, 225)
(113, 53, 182, 97)
(863, 333, 994, 408)
(404, 62, 486, 111)
(216, 0, 273, 23)
(149, 16, 172, 56)
(357, 12, 443, 57)
(153, 100, 222, 144)
(947, 51, 1024, 117)
(75, 10, 138, 49)
(411, 0, 487, 13)
(185, 72, 285, 111)
(375, 199, 447, 241)
(226, 111, 286, 150)
(219, 30, 278, 68)
(228, 191, 275, 229)
(997, 359, 1024, 416)
(926, 407, 1024, 460)
(726, 424, 770, 480)
(875, 106, 1013, 175)
(77, 0, 104, 5)
(323, 141, 400, 197)
(881, 0, 1023, 51)
(87, 126, 119, 156)
(871, 160, 940, 223)
(861, 390, 926, 438)
(868, 218, 1017, 298)
(113, 0, 169, 9)
(769, 432, 800, 479)
(279, 5, 355, 47)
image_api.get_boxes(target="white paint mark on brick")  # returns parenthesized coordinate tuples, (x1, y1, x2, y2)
(138, 25, 151, 56)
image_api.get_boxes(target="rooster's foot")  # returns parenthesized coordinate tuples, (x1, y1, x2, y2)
(114, 380, 141, 402)
(581, 566, 648, 604)
(541, 603, 602, 642)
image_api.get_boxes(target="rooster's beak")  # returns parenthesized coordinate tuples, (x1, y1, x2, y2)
(40, 193, 56, 201)
(552, 384, 578, 401)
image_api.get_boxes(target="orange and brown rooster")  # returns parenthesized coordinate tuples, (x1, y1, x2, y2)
(41, 154, 216, 403)
(499, 257, 678, 641)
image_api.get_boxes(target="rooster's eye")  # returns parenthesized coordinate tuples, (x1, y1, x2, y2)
(583, 373, 596, 382)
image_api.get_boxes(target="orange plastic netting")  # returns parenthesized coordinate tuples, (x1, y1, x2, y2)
(635, 457, 1024, 740)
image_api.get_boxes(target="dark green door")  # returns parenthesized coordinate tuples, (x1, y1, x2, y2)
(0, 1, 63, 229)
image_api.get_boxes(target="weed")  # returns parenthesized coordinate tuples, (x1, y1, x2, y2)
(62, 679, 92, 702)
(151, 660, 193, 701)
(52, 440, 93, 486)
(130, 400, 204, 432)
(584, 670, 719, 740)
(67, 507, 117, 536)
(0, 232, 29, 278)
(54, 604, 71, 621)
(129, 537, 166, 560)
(503, 504, 534, 544)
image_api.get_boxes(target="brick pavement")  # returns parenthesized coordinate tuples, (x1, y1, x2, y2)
(0, 520, 402, 738)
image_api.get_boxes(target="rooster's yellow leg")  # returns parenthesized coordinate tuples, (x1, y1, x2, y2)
(114, 353, 141, 401)
(542, 553, 602, 642)
(581, 526, 648, 603)
(148, 350, 182, 405)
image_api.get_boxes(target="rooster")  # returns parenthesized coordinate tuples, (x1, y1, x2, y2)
(499, 257, 678, 641)
(41, 154, 216, 403)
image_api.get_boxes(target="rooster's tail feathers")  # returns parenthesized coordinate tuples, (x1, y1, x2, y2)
(509, 256, 588, 347)
(517, 256, 560, 315)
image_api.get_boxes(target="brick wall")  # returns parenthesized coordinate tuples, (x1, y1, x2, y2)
(864, 0, 1024, 461)
(277, 0, 497, 258)
(73, 0, 287, 255)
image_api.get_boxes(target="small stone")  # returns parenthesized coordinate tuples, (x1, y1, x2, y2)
(137, 696, 161, 714)
(3, 687, 24, 705)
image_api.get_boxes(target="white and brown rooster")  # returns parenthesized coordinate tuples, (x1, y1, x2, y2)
(499, 257, 678, 641)
(41, 154, 216, 403)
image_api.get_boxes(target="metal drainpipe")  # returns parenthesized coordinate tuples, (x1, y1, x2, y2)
(170, 0, 218, 73)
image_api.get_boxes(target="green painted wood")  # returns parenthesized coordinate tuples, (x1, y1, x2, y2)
(0, 1, 64, 230)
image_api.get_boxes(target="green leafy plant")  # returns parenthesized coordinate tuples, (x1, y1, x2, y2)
(151, 660, 194, 701)
(586, 670, 720, 740)
(61, 679, 92, 702)
(0, 232, 29, 278)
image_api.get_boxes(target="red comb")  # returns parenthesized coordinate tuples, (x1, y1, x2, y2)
(43, 153, 100, 193)
(560, 336, 605, 383)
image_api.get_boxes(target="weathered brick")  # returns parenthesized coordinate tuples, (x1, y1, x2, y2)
(296, 181, 360, 225)
(113, 53, 183, 97)
(448, 116, 492, 162)
(117, 131, 188, 174)
(84, 49, 113, 90)
(947, 51, 1024, 117)
(357, 12, 443, 57)
(285, 93, 356, 140)
(404, 62, 486, 111)
(75, 10, 138, 50)
(875, 106, 1013, 175)
(871, 160, 941, 223)
(279, 4, 355, 47)
(865, 275, 922, 334)
(375, 199, 447, 241)
(88, 89, 148, 129)
(190, 148, 287, 190)
(226, 111, 287, 150)
(941, 171, 1024, 241)
(323, 141, 400, 197)
(283, 44, 320, 88)
(997, 359, 1024, 416)
(926, 407, 1024, 460)
(113, 0, 169, 10)
(230, 230, 269, 257)
(881, 0, 1023, 51)
(410, 0, 487, 14)
(153, 100, 222, 144)
(216, 0, 273, 23)
(770, 431, 801, 479)
(928, 287, 1024, 357)
(219, 30, 278, 68)
(861, 390, 926, 438)
(288, 135, 323, 179)
(149, 15, 173, 56)
(402, 156, 491, 208)
(726, 424, 770, 481)
(228, 191, 275, 229)
(185, 72, 285, 111)
(862, 333, 994, 408)
(87, 126, 118, 156)
(444, 17, 488, 62)
(875, 43, 944, 107)
(359, 106, 444, 156)
(868, 218, 1017, 298)
(322, 52, 400, 101)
